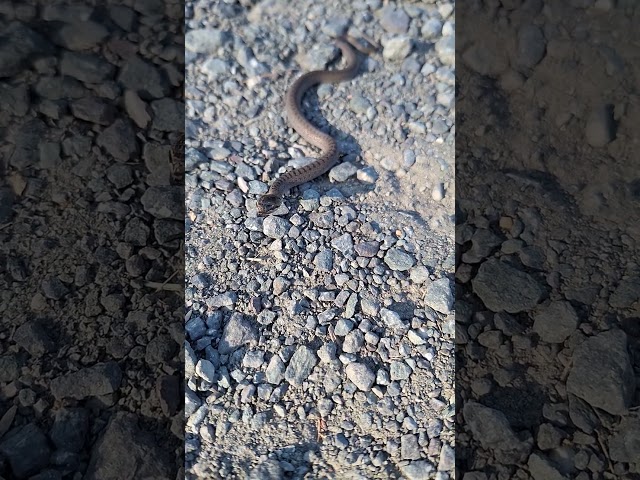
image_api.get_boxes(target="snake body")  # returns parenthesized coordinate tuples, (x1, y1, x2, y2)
(257, 36, 375, 215)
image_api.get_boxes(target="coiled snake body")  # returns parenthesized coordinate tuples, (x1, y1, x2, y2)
(256, 35, 376, 215)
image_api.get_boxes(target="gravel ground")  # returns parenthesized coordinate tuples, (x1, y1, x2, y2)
(0, 2, 184, 479)
(184, 0, 455, 478)
(456, 1, 639, 479)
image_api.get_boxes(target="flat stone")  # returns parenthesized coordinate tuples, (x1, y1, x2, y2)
(314, 249, 334, 271)
(472, 258, 545, 313)
(284, 346, 317, 386)
(380, 308, 408, 331)
(527, 452, 566, 480)
(566, 329, 635, 415)
(435, 35, 455, 65)
(379, 6, 410, 34)
(532, 301, 579, 343)
(97, 118, 137, 161)
(151, 98, 183, 131)
(185, 28, 232, 53)
(50, 362, 122, 400)
(384, 248, 416, 271)
(390, 361, 412, 381)
(59, 51, 115, 83)
(345, 362, 375, 391)
(50, 408, 89, 452)
(400, 460, 434, 480)
(265, 355, 286, 385)
(355, 241, 380, 257)
(141, 186, 183, 220)
(329, 161, 358, 182)
(263, 216, 291, 239)
(424, 278, 454, 314)
(342, 330, 364, 353)
(217, 312, 258, 355)
(53, 21, 109, 50)
(400, 433, 421, 460)
(608, 414, 640, 464)
(0, 423, 51, 478)
(14, 320, 57, 357)
(83, 412, 172, 479)
(585, 105, 616, 147)
(516, 25, 546, 69)
(383, 36, 413, 61)
(462, 401, 526, 453)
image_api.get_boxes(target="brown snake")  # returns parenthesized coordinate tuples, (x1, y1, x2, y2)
(256, 35, 377, 215)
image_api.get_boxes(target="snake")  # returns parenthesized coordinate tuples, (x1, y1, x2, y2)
(256, 35, 377, 215)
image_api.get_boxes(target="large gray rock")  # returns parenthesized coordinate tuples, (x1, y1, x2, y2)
(566, 329, 635, 415)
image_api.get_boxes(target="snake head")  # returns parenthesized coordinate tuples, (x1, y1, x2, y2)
(256, 194, 282, 216)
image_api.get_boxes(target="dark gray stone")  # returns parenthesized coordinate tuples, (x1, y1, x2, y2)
(50, 362, 122, 400)
(218, 312, 258, 354)
(566, 329, 635, 415)
(96, 118, 138, 161)
(50, 408, 89, 452)
(118, 56, 170, 99)
(84, 412, 172, 480)
(0, 423, 51, 478)
(472, 258, 544, 313)
(59, 51, 115, 83)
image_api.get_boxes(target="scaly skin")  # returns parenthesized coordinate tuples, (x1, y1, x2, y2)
(257, 35, 376, 215)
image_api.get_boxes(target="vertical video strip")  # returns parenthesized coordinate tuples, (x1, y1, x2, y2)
(456, 2, 639, 479)
(184, 0, 455, 478)
(0, 2, 185, 479)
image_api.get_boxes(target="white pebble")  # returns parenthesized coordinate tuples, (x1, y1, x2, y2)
(432, 183, 445, 201)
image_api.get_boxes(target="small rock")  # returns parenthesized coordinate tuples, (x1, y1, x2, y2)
(53, 21, 109, 50)
(401, 433, 421, 460)
(400, 460, 434, 480)
(532, 301, 579, 343)
(0, 423, 51, 478)
(585, 104, 616, 147)
(410, 266, 430, 284)
(390, 361, 412, 381)
(284, 346, 317, 386)
(566, 329, 635, 415)
(329, 161, 358, 182)
(422, 19, 443, 40)
(435, 36, 454, 65)
(345, 362, 375, 391)
(97, 118, 138, 161)
(141, 186, 182, 220)
(50, 362, 122, 400)
(432, 183, 445, 201)
(472, 259, 544, 313)
(50, 408, 89, 452)
(355, 241, 380, 257)
(217, 312, 258, 354)
(41, 276, 69, 300)
(380, 308, 407, 331)
(195, 359, 216, 382)
(265, 355, 286, 384)
(383, 36, 413, 61)
(384, 248, 416, 271)
(424, 278, 454, 314)
(263, 216, 291, 239)
(342, 330, 364, 353)
(331, 233, 354, 253)
(527, 452, 565, 480)
(516, 25, 546, 69)
(357, 166, 379, 183)
(185, 28, 231, 53)
(379, 6, 410, 34)
(314, 250, 334, 271)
